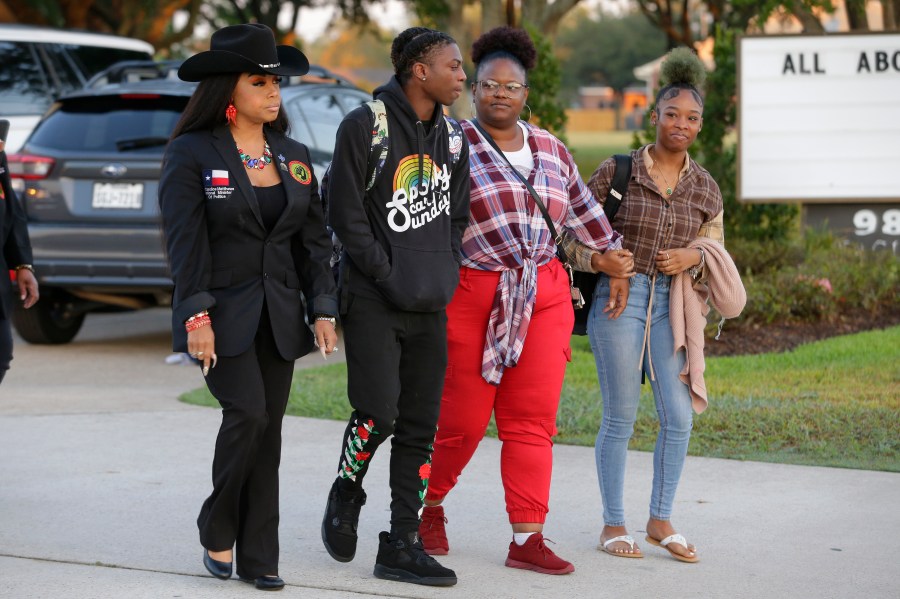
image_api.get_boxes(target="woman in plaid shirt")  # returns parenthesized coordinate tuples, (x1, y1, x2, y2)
(417, 26, 634, 575)
(587, 49, 724, 564)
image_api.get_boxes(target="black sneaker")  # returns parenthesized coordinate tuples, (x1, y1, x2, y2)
(373, 530, 457, 587)
(321, 478, 366, 562)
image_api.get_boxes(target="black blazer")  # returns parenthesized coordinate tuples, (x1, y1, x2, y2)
(158, 125, 337, 360)
(0, 151, 33, 319)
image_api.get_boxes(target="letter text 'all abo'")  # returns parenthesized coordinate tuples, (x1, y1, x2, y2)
(782, 53, 826, 75)
(857, 50, 900, 73)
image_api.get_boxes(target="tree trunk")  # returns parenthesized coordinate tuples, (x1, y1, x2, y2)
(481, 0, 505, 30)
(1, 0, 51, 25)
(883, 0, 899, 29)
(637, 0, 692, 48)
(60, 0, 91, 28)
(790, 0, 826, 32)
(527, 0, 582, 36)
(845, 0, 869, 30)
(155, 0, 203, 52)
(119, 0, 192, 46)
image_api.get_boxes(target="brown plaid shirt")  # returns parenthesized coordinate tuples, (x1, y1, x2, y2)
(587, 145, 724, 276)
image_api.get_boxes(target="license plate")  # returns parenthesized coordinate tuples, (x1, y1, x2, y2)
(92, 182, 143, 209)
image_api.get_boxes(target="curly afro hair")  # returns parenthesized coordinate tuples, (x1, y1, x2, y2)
(471, 26, 537, 76)
(654, 47, 706, 109)
(390, 27, 456, 84)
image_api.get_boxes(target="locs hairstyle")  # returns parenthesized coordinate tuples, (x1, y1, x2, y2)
(391, 27, 457, 84)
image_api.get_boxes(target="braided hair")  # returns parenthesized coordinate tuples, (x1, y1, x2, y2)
(471, 26, 537, 80)
(655, 47, 706, 109)
(391, 27, 456, 84)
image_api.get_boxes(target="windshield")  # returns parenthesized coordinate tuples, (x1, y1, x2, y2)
(28, 94, 188, 153)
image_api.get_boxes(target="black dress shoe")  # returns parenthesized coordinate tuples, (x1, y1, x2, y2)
(202, 550, 232, 580)
(239, 575, 285, 591)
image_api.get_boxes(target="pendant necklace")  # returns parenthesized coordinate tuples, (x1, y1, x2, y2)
(237, 139, 272, 170)
(652, 154, 676, 196)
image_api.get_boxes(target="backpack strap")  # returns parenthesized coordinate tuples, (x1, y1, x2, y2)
(364, 99, 389, 191)
(445, 116, 464, 166)
(604, 153, 632, 221)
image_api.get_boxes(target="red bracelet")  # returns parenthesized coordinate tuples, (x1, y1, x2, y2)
(185, 310, 208, 322)
(185, 313, 211, 332)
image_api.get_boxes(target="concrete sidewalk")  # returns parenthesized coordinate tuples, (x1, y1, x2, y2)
(1, 310, 898, 598)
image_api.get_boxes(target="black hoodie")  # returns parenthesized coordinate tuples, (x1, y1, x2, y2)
(328, 76, 470, 312)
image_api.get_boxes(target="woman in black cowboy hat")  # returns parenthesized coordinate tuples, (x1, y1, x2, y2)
(159, 23, 338, 590)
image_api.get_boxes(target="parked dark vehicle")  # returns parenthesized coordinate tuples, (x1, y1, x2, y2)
(7, 70, 370, 343)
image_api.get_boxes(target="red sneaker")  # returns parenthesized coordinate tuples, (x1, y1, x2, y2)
(419, 505, 449, 555)
(505, 533, 574, 575)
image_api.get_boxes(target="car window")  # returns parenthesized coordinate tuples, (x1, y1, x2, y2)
(40, 43, 85, 94)
(336, 89, 369, 113)
(287, 111, 314, 149)
(28, 95, 187, 153)
(0, 41, 52, 116)
(65, 46, 153, 78)
(286, 91, 346, 155)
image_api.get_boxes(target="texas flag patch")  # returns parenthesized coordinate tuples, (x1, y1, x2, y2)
(203, 169, 229, 187)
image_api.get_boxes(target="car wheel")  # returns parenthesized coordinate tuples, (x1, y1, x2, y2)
(11, 290, 87, 344)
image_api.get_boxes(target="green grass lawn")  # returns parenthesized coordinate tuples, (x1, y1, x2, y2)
(566, 130, 638, 181)
(181, 326, 900, 472)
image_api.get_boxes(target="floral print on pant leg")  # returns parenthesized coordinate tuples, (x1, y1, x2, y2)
(339, 418, 378, 481)
(416, 443, 433, 517)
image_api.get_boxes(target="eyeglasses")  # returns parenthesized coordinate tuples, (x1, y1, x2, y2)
(476, 80, 528, 97)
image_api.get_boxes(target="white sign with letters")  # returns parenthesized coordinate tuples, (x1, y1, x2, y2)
(738, 33, 900, 202)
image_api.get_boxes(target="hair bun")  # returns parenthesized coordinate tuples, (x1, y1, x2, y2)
(659, 47, 706, 90)
(471, 26, 537, 70)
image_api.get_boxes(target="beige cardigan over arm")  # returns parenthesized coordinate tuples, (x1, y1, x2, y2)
(670, 238, 746, 414)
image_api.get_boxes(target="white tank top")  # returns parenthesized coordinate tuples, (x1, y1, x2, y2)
(503, 121, 534, 177)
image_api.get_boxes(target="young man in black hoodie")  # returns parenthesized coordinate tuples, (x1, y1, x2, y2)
(321, 27, 470, 586)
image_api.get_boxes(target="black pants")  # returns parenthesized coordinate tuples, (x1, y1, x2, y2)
(335, 294, 448, 536)
(197, 309, 294, 578)
(0, 314, 11, 385)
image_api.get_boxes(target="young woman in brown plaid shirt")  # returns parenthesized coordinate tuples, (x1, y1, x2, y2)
(586, 48, 724, 564)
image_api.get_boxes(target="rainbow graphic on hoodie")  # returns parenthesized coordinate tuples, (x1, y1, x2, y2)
(385, 154, 451, 233)
(393, 154, 434, 197)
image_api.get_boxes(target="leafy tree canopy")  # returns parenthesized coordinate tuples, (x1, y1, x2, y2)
(556, 7, 667, 97)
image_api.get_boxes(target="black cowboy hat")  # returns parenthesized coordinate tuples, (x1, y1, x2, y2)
(178, 23, 309, 82)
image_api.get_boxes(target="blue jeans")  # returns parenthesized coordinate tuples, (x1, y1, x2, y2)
(587, 274, 693, 526)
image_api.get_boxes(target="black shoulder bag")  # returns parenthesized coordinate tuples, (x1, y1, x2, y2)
(471, 120, 585, 309)
(571, 154, 632, 335)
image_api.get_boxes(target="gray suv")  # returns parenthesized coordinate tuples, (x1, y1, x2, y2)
(8, 71, 369, 343)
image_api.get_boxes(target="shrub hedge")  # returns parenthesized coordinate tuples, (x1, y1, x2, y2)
(727, 230, 898, 326)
